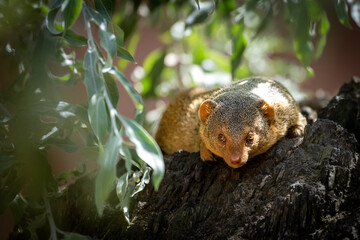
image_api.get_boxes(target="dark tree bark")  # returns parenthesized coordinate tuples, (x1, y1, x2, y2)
(11, 77, 360, 239)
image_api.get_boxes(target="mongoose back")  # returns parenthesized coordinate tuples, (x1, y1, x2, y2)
(155, 77, 307, 168)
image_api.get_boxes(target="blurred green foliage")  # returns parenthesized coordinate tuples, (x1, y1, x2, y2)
(0, 0, 359, 239)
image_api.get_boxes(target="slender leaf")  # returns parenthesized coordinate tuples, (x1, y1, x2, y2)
(84, 6, 106, 26)
(84, 48, 104, 97)
(334, 0, 352, 28)
(290, 1, 313, 66)
(116, 173, 129, 202)
(95, 0, 112, 22)
(46, 7, 62, 35)
(315, 13, 330, 59)
(109, 67, 143, 117)
(350, 1, 360, 27)
(195, 0, 200, 9)
(117, 47, 136, 62)
(108, 22, 124, 47)
(104, 73, 119, 107)
(120, 144, 133, 172)
(131, 167, 151, 197)
(99, 24, 117, 62)
(116, 172, 132, 223)
(293, 39, 313, 67)
(118, 116, 164, 190)
(64, 30, 87, 46)
(231, 22, 247, 78)
(88, 94, 109, 142)
(95, 133, 121, 215)
(61, 0, 83, 30)
(141, 50, 166, 98)
(185, 2, 214, 28)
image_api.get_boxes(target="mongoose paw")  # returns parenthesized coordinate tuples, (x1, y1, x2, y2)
(288, 123, 306, 138)
(200, 147, 216, 162)
(288, 113, 307, 138)
(288, 126, 303, 138)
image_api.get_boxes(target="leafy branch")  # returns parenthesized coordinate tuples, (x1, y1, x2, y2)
(49, 0, 165, 218)
(1, 0, 164, 238)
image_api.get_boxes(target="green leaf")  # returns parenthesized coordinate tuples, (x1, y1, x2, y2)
(116, 172, 132, 223)
(61, 0, 83, 30)
(88, 94, 109, 142)
(120, 144, 132, 172)
(118, 116, 164, 190)
(109, 67, 143, 119)
(104, 73, 119, 107)
(63, 30, 87, 46)
(195, 0, 200, 9)
(334, 0, 352, 28)
(116, 173, 129, 201)
(293, 39, 313, 67)
(46, 7, 62, 35)
(315, 13, 330, 59)
(350, 1, 360, 27)
(141, 50, 166, 98)
(50, 73, 71, 82)
(95, 133, 121, 215)
(108, 22, 124, 47)
(185, 3, 214, 28)
(231, 22, 247, 78)
(291, 1, 313, 67)
(84, 6, 106, 26)
(131, 167, 151, 197)
(99, 25, 117, 62)
(95, 0, 112, 22)
(84, 48, 104, 97)
(117, 47, 136, 62)
(306, 66, 315, 77)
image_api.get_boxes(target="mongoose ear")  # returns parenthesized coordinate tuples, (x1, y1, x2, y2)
(199, 100, 217, 124)
(258, 100, 274, 123)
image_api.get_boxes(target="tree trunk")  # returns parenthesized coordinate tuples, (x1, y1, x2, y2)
(11, 77, 360, 239)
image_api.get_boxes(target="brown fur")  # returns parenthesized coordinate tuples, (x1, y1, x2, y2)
(155, 77, 307, 168)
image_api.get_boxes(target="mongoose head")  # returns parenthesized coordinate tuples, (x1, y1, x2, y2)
(198, 94, 274, 168)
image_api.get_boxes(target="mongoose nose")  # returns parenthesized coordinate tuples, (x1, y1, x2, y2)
(230, 157, 241, 164)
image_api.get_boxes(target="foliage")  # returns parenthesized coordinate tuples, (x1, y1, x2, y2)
(138, 0, 359, 100)
(0, 0, 359, 239)
(0, 0, 164, 239)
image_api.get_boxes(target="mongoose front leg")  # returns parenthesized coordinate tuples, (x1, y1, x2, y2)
(200, 142, 216, 161)
(288, 113, 307, 138)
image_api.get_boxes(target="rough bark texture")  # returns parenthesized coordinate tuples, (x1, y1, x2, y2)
(11, 77, 360, 239)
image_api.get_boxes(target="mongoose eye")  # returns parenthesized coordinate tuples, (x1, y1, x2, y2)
(246, 134, 255, 145)
(218, 133, 226, 143)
